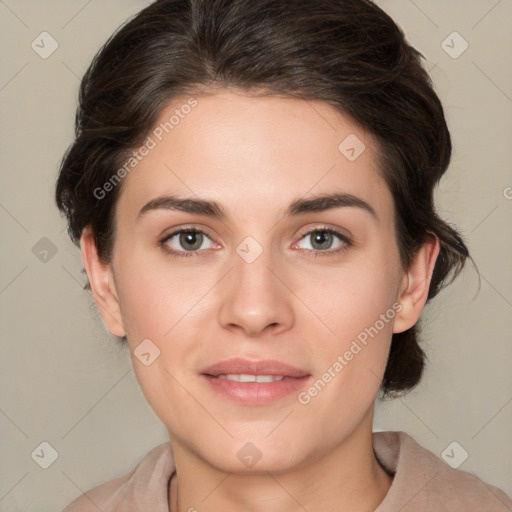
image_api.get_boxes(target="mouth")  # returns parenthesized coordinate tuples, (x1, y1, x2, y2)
(216, 374, 286, 382)
(200, 358, 311, 404)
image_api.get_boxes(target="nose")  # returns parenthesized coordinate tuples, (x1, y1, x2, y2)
(217, 243, 294, 338)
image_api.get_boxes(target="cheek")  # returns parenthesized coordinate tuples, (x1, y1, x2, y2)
(118, 270, 197, 427)
(115, 257, 210, 391)
(114, 248, 191, 341)
(300, 255, 399, 343)
(294, 249, 399, 399)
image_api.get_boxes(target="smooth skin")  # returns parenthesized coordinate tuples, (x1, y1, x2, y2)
(81, 90, 439, 512)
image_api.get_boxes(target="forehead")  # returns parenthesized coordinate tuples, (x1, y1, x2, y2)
(115, 91, 394, 225)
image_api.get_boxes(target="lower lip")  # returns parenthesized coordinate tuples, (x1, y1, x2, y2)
(202, 375, 311, 405)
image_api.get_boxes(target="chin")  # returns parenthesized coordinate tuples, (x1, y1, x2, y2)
(190, 432, 316, 476)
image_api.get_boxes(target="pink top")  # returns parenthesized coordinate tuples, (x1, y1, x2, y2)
(62, 431, 512, 511)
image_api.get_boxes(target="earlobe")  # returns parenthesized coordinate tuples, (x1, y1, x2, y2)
(393, 235, 441, 334)
(80, 226, 126, 338)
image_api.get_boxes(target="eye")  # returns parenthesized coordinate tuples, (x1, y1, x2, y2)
(160, 228, 216, 258)
(294, 227, 351, 256)
(159, 226, 352, 260)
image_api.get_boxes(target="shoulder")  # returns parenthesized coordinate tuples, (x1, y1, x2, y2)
(61, 442, 174, 512)
(373, 430, 512, 511)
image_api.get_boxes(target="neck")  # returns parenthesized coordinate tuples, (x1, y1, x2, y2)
(169, 412, 393, 512)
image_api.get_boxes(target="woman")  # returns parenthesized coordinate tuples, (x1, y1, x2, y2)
(56, 0, 512, 510)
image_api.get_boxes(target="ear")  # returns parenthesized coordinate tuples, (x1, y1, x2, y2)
(80, 225, 126, 337)
(393, 234, 440, 334)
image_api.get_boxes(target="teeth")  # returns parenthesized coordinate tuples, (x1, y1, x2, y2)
(217, 374, 285, 382)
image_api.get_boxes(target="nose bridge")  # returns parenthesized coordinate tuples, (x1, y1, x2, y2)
(217, 234, 293, 335)
(234, 234, 275, 290)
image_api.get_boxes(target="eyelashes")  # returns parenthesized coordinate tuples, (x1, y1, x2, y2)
(295, 227, 351, 255)
(160, 228, 214, 258)
(159, 226, 352, 259)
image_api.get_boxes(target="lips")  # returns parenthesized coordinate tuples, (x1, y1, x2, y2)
(201, 358, 309, 378)
(217, 374, 284, 382)
(200, 358, 311, 405)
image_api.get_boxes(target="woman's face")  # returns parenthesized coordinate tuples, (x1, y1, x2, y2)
(94, 91, 413, 472)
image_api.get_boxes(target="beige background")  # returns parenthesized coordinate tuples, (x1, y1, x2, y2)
(0, 0, 511, 510)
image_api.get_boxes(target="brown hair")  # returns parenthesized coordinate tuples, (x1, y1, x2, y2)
(55, 0, 473, 398)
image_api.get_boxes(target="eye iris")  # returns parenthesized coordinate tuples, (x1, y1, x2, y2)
(180, 231, 202, 251)
(173, 229, 338, 253)
(311, 231, 332, 250)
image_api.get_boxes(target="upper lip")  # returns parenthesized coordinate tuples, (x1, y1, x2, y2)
(201, 358, 310, 378)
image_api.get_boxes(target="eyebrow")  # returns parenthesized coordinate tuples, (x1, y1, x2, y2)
(137, 192, 378, 222)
